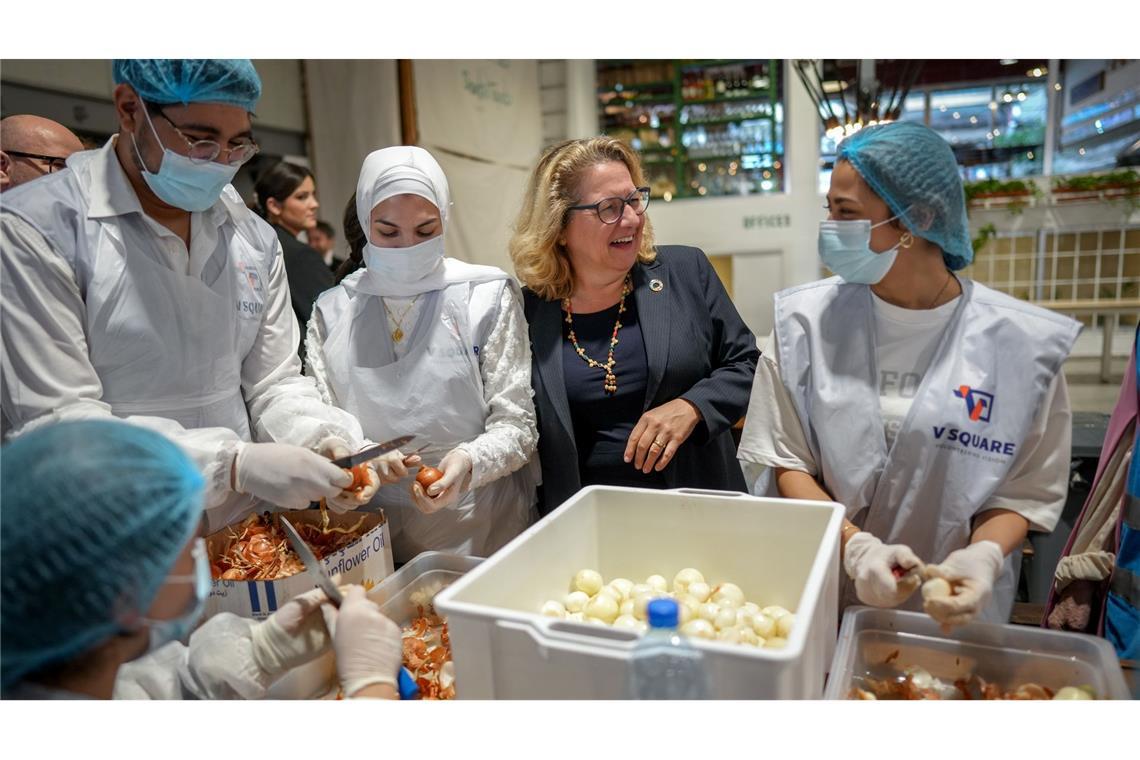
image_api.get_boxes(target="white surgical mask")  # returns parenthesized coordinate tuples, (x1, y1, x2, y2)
(363, 235, 445, 286)
(818, 213, 907, 285)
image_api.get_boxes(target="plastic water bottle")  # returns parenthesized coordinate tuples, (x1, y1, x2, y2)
(628, 598, 709, 699)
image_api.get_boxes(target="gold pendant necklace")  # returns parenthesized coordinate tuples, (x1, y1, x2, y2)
(383, 296, 419, 343)
(563, 274, 632, 395)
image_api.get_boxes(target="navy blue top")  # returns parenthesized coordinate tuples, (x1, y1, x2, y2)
(562, 296, 666, 489)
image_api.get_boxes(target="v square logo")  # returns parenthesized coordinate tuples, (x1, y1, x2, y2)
(954, 385, 994, 423)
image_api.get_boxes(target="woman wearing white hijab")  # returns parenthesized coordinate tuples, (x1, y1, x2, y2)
(305, 146, 538, 561)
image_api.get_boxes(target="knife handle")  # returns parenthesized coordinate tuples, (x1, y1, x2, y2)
(397, 667, 420, 699)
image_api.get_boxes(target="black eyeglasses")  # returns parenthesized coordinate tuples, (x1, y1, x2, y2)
(151, 107, 260, 166)
(568, 187, 651, 224)
(6, 150, 69, 174)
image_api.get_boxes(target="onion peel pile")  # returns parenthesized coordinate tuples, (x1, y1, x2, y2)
(210, 511, 368, 581)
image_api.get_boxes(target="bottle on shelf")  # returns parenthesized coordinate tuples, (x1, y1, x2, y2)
(628, 598, 709, 700)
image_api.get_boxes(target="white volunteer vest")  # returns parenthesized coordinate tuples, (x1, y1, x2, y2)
(6, 147, 276, 528)
(316, 274, 536, 563)
(774, 277, 1080, 621)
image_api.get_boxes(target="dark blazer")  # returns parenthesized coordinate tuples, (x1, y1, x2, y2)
(524, 245, 759, 515)
(273, 224, 335, 362)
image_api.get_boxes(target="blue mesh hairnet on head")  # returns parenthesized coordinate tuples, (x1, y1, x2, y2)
(113, 59, 262, 112)
(837, 121, 973, 270)
(1, 420, 204, 691)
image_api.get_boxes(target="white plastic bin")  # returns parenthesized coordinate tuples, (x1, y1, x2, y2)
(433, 486, 845, 699)
(823, 607, 1130, 699)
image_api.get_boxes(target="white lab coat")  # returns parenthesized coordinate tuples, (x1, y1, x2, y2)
(749, 277, 1080, 621)
(5, 614, 284, 700)
(0, 139, 365, 530)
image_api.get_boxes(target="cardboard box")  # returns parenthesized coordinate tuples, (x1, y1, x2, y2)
(205, 509, 394, 621)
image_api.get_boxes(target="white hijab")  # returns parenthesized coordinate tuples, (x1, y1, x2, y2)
(351, 146, 506, 297)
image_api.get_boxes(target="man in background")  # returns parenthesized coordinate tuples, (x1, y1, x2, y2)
(0, 115, 85, 192)
(307, 219, 342, 270)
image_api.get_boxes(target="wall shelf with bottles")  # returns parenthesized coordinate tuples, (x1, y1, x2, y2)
(597, 59, 784, 200)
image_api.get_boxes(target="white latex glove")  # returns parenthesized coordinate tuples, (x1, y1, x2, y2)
(318, 437, 380, 514)
(233, 442, 352, 509)
(249, 587, 332, 677)
(843, 532, 924, 608)
(410, 448, 471, 515)
(922, 540, 1004, 628)
(369, 449, 423, 486)
(325, 585, 403, 697)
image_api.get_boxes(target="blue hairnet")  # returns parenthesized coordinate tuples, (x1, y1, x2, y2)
(1, 420, 204, 691)
(837, 121, 973, 270)
(113, 59, 262, 112)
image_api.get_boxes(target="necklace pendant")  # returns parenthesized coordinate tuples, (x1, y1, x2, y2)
(604, 372, 617, 394)
(392, 327, 404, 343)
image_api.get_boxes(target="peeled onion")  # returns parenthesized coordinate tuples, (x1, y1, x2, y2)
(632, 593, 659, 621)
(776, 613, 795, 639)
(922, 577, 953, 600)
(566, 612, 585, 623)
(646, 575, 669, 594)
(714, 607, 739, 631)
(698, 602, 721, 624)
(564, 591, 590, 613)
(687, 581, 712, 603)
(573, 569, 604, 596)
(610, 578, 634, 599)
(741, 602, 760, 617)
(613, 615, 640, 629)
(585, 616, 608, 626)
(585, 594, 620, 624)
(619, 599, 636, 617)
(712, 582, 745, 608)
(764, 637, 787, 649)
(751, 613, 776, 639)
(1053, 686, 1094, 700)
(681, 619, 716, 639)
(541, 600, 567, 618)
(597, 586, 623, 604)
(673, 568, 705, 596)
(629, 583, 652, 599)
(762, 605, 791, 621)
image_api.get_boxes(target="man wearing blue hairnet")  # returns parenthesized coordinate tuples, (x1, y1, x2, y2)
(1, 60, 383, 529)
(1, 420, 404, 699)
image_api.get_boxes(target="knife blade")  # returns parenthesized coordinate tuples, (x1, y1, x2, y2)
(331, 435, 416, 469)
(279, 516, 343, 605)
(279, 515, 419, 699)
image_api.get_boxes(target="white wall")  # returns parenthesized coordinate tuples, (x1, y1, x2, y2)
(413, 60, 543, 272)
(303, 60, 401, 246)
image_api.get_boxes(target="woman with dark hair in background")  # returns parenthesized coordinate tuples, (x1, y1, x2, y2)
(254, 161, 334, 361)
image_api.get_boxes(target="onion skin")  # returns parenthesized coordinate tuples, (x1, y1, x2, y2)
(415, 467, 444, 489)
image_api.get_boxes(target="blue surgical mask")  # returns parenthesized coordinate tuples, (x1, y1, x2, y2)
(139, 538, 211, 654)
(818, 215, 906, 285)
(131, 108, 238, 212)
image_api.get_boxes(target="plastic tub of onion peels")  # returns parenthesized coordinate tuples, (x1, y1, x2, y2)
(204, 508, 395, 622)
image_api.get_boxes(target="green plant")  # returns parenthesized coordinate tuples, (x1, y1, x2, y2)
(963, 178, 1039, 201)
(1052, 169, 1139, 192)
(972, 223, 998, 253)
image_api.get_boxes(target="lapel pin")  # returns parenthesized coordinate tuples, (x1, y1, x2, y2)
(649, 279, 664, 293)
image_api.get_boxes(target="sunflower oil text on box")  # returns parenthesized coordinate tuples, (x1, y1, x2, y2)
(204, 509, 394, 621)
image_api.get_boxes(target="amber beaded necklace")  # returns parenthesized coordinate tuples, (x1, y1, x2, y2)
(563, 274, 632, 395)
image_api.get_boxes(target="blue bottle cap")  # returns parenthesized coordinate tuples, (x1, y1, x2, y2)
(646, 598, 680, 629)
